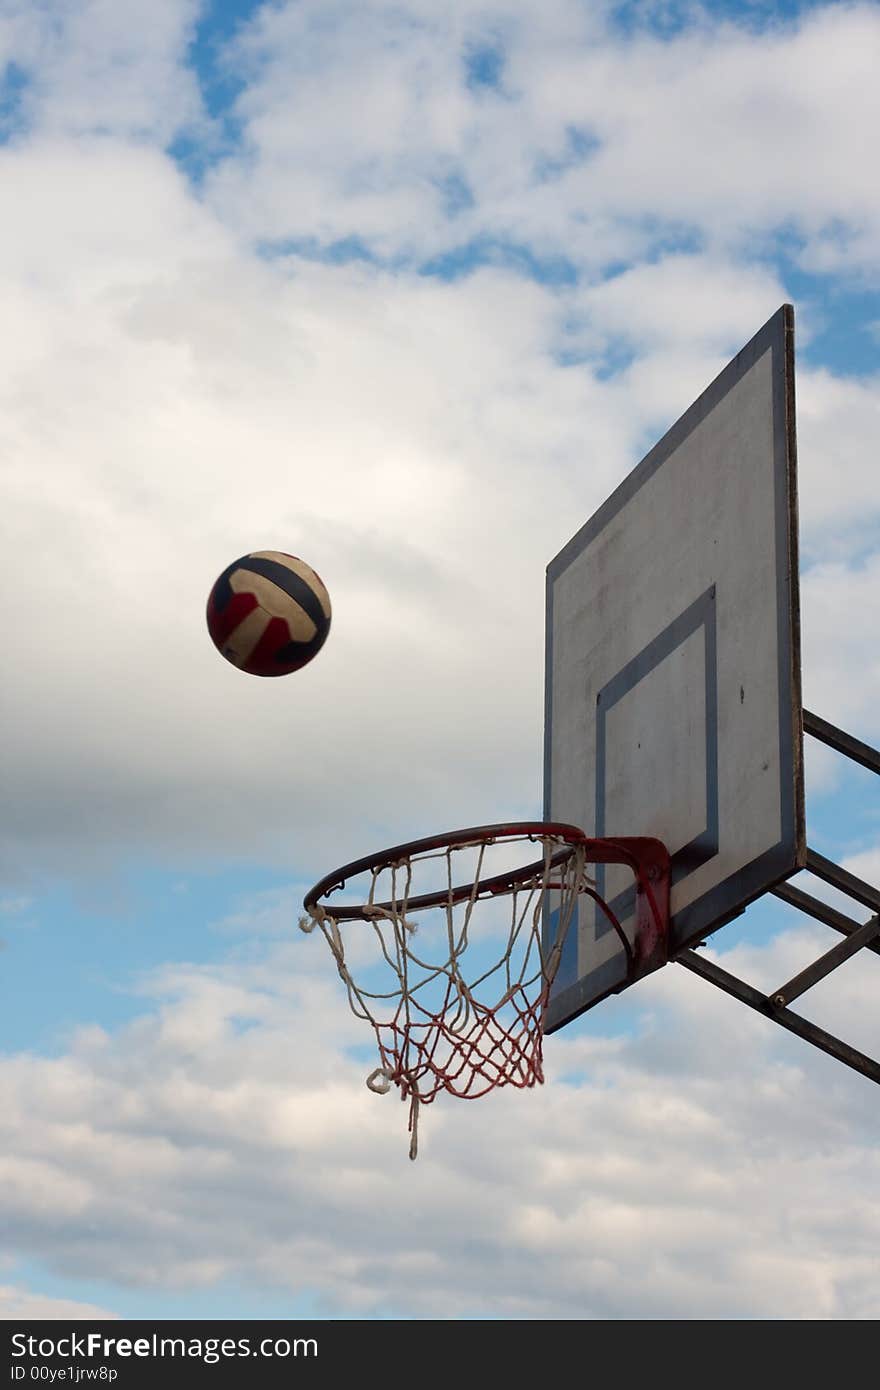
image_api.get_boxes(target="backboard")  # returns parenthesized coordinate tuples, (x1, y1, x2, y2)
(543, 304, 805, 1032)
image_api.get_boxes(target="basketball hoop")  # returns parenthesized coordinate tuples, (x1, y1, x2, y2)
(300, 823, 669, 1158)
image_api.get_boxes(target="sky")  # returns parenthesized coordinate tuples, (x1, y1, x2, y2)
(1, 0, 879, 1322)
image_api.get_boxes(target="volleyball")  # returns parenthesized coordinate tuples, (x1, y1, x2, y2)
(206, 551, 332, 677)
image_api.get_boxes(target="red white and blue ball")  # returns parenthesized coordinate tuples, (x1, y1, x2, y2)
(206, 551, 332, 677)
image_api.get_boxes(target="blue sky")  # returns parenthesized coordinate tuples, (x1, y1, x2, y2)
(2, 0, 879, 1322)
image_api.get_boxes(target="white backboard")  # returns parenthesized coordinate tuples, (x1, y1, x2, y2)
(544, 305, 805, 1031)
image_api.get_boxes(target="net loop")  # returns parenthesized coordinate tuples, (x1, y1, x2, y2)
(366, 1067, 393, 1094)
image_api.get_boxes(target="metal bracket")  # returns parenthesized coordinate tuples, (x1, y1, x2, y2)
(676, 709, 880, 1086)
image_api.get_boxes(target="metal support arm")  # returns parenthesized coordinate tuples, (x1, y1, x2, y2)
(676, 710, 880, 1086)
(677, 949, 880, 1085)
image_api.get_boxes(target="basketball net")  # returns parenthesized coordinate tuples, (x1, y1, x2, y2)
(299, 829, 590, 1159)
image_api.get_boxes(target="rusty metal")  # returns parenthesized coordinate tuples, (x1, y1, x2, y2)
(303, 823, 669, 927)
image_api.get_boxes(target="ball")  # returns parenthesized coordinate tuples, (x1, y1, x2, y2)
(206, 551, 332, 677)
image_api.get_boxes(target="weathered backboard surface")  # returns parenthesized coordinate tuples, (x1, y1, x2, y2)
(544, 305, 805, 1032)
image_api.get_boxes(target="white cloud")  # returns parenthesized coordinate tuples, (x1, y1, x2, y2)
(0, 0, 202, 143)
(202, 3, 880, 274)
(1, 241, 568, 878)
(797, 369, 880, 557)
(2, 79, 879, 895)
(572, 255, 787, 356)
(0, 924, 877, 1318)
(801, 554, 880, 740)
(0, 896, 32, 916)
(0, 1282, 118, 1320)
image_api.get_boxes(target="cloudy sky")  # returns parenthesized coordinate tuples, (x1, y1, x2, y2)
(2, 0, 879, 1321)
